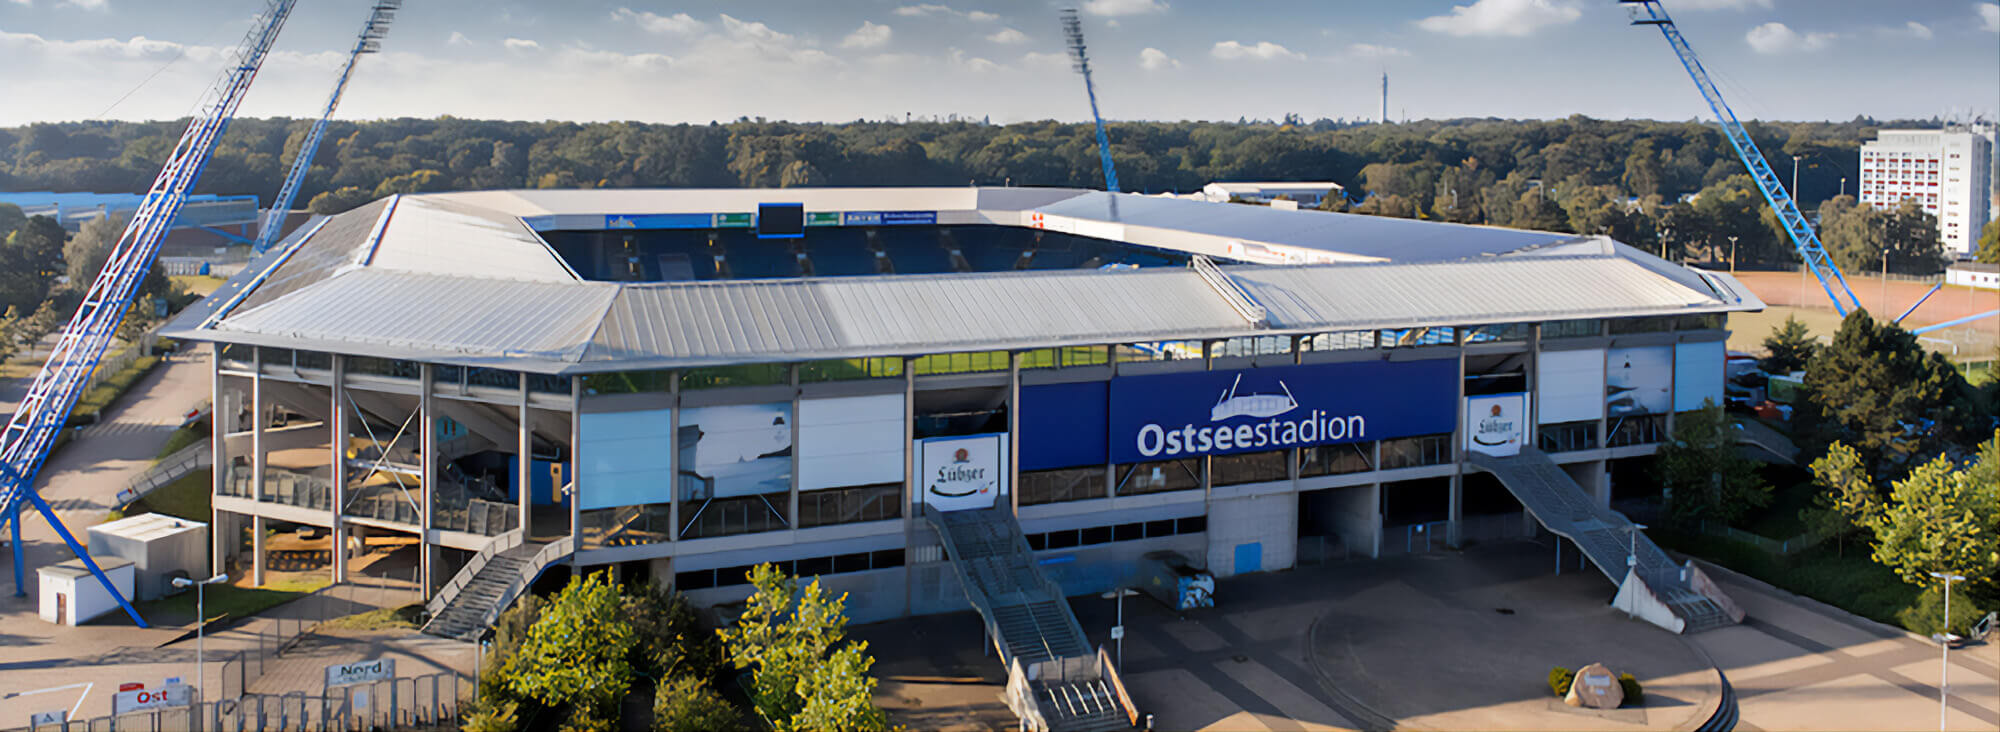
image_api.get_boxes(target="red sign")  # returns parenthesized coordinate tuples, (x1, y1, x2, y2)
(119, 683, 143, 692)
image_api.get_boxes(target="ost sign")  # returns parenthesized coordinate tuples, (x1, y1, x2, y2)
(917, 434, 1007, 512)
(112, 686, 192, 715)
(1464, 393, 1526, 457)
(1108, 360, 1457, 464)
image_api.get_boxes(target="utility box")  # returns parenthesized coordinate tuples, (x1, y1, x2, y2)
(88, 513, 209, 601)
(1130, 550, 1215, 612)
(1766, 371, 1806, 405)
(39, 556, 136, 626)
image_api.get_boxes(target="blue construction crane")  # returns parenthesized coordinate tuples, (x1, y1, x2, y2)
(253, 1, 401, 254)
(1624, 0, 1863, 315)
(1061, 8, 1120, 193)
(1, 0, 299, 622)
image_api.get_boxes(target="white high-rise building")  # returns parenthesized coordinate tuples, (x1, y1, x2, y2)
(1858, 129, 1993, 259)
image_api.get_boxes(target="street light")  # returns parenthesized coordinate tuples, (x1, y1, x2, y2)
(1728, 235, 1739, 273)
(1628, 523, 1647, 569)
(1099, 588, 1139, 673)
(173, 573, 228, 699)
(1928, 571, 1966, 731)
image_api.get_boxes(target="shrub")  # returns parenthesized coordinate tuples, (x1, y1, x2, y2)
(653, 674, 743, 732)
(1617, 673, 1644, 705)
(1895, 584, 1986, 637)
(1548, 666, 1574, 697)
(461, 699, 520, 732)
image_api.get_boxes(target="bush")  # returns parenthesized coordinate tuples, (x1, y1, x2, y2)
(1617, 673, 1644, 705)
(1548, 666, 1574, 697)
(461, 699, 520, 732)
(1896, 584, 1986, 637)
(653, 675, 743, 732)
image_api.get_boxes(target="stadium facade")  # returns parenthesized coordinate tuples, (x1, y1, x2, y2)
(164, 186, 1762, 627)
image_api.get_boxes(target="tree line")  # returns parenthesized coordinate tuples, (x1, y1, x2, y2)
(2, 115, 1981, 272)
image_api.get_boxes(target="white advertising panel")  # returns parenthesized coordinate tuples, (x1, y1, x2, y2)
(325, 658, 395, 688)
(113, 686, 192, 715)
(1606, 347, 1673, 417)
(1536, 349, 1604, 424)
(578, 409, 674, 511)
(1675, 341, 1725, 412)
(679, 403, 793, 500)
(917, 434, 1007, 512)
(1464, 393, 1527, 457)
(798, 395, 905, 491)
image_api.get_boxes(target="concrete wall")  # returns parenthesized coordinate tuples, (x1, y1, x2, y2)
(1206, 490, 1297, 577)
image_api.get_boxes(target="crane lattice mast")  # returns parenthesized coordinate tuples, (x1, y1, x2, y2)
(253, 1, 401, 253)
(1061, 8, 1120, 193)
(1624, 0, 1862, 315)
(1, 0, 300, 622)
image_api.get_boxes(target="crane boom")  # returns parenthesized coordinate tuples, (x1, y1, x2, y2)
(253, 1, 401, 253)
(1624, 0, 1862, 315)
(1, 0, 299, 621)
(1061, 8, 1120, 193)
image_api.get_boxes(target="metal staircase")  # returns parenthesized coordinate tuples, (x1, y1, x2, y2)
(420, 533, 573, 640)
(1467, 447, 1738, 633)
(925, 507, 1138, 731)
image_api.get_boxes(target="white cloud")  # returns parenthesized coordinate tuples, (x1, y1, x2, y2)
(1346, 43, 1409, 58)
(1020, 50, 1070, 70)
(948, 47, 1000, 72)
(1082, 0, 1168, 16)
(612, 8, 706, 35)
(689, 14, 838, 69)
(1901, 21, 1934, 40)
(894, 4, 998, 21)
(1138, 47, 1179, 70)
(841, 21, 892, 49)
(502, 37, 540, 52)
(1210, 40, 1304, 61)
(1745, 22, 1835, 54)
(968, 11, 1000, 22)
(987, 27, 1028, 44)
(1981, 3, 2000, 33)
(1670, 0, 1771, 9)
(58, 0, 107, 10)
(7, 0, 34, 7)
(446, 31, 472, 47)
(1416, 0, 1580, 38)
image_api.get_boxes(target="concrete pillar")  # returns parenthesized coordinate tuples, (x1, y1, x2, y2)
(419, 365, 435, 599)
(517, 375, 532, 538)
(1447, 473, 1464, 548)
(568, 377, 582, 564)
(1368, 483, 1383, 559)
(251, 349, 265, 504)
(330, 357, 347, 584)
(251, 514, 266, 586)
(668, 372, 680, 547)
(1449, 342, 1466, 548)
(1008, 352, 1020, 516)
(210, 345, 227, 577)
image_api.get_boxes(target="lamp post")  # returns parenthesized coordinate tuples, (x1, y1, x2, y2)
(1728, 235, 1739, 273)
(1623, 523, 1647, 619)
(1791, 155, 1801, 201)
(1928, 571, 1966, 731)
(173, 573, 228, 699)
(1100, 588, 1138, 673)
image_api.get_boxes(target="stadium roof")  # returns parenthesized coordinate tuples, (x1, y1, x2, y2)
(165, 187, 1763, 374)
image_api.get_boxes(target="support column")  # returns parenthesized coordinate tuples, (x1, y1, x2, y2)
(251, 349, 266, 505)
(788, 365, 800, 532)
(517, 375, 531, 538)
(1368, 483, 1383, 559)
(568, 377, 581, 567)
(251, 514, 266, 586)
(211, 344, 226, 577)
(419, 365, 435, 599)
(900, 357, 915, 619)
(668, 372, 680, 547)
(1008, 352, 1020, 517)
(1449, 339, 1466, 548)
(330, 357, 348, 584)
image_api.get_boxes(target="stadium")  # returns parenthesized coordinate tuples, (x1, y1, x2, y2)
(162, 185, 1763, 641)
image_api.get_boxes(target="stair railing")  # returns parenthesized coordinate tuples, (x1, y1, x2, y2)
(1098, 645, 1141, 727)
(425, 528, 522, 618)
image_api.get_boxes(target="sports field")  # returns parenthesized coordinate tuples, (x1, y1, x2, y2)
(1726, 269, 2000, 363)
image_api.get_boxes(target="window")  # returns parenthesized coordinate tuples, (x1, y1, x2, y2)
(1115, 341, 1203, 362)
(1301, 331, 1375, 351)
(582, 370, 672, 394)
(1019, 466, 1109, 506)
(1019, 346, 1110, 370)
(1115, 458, 1202, 496)
(681, 363, 789, 389)
(1211, 450, 1289, 486)
(800, 357, 904, 382)
(674, 548, 905, 590)
(1380, 434, 1452, 469)
(1608, 316, 1674, 335)
(1539, 420, 1598, 453)
(910, 351, 1009, 375)
(1021, 513, 1207, 552)
(1211, 336, 1293, 358)
(1299, 442, 1374, 477)
(797, 483, 902, 528)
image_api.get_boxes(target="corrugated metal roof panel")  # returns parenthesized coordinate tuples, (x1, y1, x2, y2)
(366, 196, 577, 282)
(215, 270, 616, 362)
(232, 198, 388, 313)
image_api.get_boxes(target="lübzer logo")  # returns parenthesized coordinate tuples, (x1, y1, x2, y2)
(1473, 402, 1517, 447)
(929, 446, 991, 498)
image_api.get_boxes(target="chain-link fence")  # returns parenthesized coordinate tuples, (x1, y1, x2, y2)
(33, 672, 460, 732)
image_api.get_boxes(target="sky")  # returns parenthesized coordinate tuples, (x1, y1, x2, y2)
(0, 0, 1996, 127)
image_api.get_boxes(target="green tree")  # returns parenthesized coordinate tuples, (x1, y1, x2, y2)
(718, 563, 887, 732)
(1656, 400, 1770, 526)
(504, 571, 636, 727)
(1975, 220, 2000, 264)
(1802, 442, 1880, 555)
(653, 675, 743, 732)
(1760, 315, 1816, 374)
(1811, 434, 2000, 594)
(1801, 309, 1968, 468)
(307, 186, 371, 214)
(0, 211, 65, 316)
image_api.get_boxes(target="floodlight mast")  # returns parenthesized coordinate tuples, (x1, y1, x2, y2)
(1623, 0, 1862, 315)
(0, 0, 299, 624)
(1062, 8, 1120, 193)
(253, 1, 402, 253)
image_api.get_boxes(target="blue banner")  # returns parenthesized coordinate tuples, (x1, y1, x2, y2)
(1107, 359, 1457, 463)
(1019, 381, 1108, 471)
(842, 210, 937, 226)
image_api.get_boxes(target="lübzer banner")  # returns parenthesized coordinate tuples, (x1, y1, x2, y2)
(917, 434, 1008, 512)
(1464, 393, 1527, 457)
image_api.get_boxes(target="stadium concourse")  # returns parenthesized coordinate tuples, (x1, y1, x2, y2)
(162, 186, 1762, 658)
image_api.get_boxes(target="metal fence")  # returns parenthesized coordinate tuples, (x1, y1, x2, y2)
(33, 672, 460, 732)
(1690, 519, 1827, 556)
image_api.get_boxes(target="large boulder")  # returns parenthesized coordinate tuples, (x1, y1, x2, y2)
(1563, 662, 1624, 709)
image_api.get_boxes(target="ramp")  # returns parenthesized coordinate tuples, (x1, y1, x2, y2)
(925, 506, 1137, 732)
(1467, 447, 1737, 633)
(1730, 418, 1798, 464)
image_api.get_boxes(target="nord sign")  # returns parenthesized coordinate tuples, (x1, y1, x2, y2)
(1107, 359, 1456, 464)
(325, 658, 395, 688)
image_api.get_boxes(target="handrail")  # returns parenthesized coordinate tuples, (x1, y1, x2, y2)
(1191, 255, 1269, 327)
(116, 438, 213, 506)
(1097, 645, 1140, 727)
(425, 528, 522, 617)
(1005, 657, 1051, 732)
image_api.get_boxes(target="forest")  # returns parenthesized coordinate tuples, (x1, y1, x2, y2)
(0, 115, 1977, 273)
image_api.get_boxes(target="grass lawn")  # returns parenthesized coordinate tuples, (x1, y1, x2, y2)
(1739, 465, 1816, 540)
(320, 604, 423, 631)
(1656, 528, 1917, 628)
(110, 468, 211, 523)
(170, 274, 230, 297)
(155, 423, 206, 458)
(141, 575, 330, 625)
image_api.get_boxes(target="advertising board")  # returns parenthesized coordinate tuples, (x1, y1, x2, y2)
(112, 686, 192, 715)
(1107, 359, 1456, 464)
(916, 434, 1007, 512)
(1606, 347, 1673, 417)
(679, 403, 793, 500)
(1464, 393, 1527, 457)
(325, 658, 396, 688)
